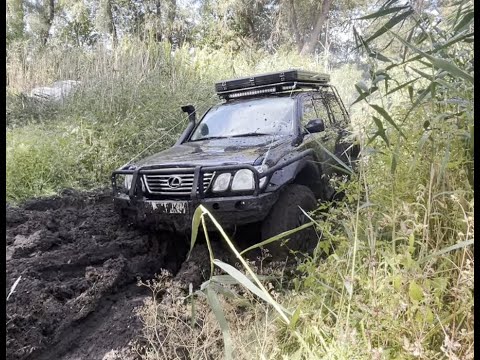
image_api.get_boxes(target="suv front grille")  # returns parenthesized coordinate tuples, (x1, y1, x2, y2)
(143, 171, 215, 196)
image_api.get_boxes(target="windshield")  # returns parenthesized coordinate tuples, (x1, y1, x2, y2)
(189, 97, 295, 141)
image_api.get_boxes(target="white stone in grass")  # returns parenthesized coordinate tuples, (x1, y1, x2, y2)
(29, 80, 81, 103)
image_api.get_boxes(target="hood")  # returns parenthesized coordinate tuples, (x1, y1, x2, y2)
(134, 135, 292, 168)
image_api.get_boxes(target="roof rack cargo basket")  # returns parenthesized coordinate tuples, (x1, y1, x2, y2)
(215, 70, 330, 99)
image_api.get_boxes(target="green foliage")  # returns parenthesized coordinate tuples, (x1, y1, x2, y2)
(247, 2, 474, 357)
(7, 0, 371, 65)
(352, 0, 474, 148)
(265, 106, 473, 357)
(6, 0, 25, 45)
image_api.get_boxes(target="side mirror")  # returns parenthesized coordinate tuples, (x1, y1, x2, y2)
(304, 118, 325, 134)
(181, 104, 196, 123)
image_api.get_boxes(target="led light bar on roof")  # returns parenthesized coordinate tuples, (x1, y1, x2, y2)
(228, 87, 277, 98)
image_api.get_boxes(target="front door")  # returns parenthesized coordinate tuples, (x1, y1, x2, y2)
(300, 92, 339, 177)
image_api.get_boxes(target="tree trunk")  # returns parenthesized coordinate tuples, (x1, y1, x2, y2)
(267, 2, 282, 49)
(299, 0, 332, 56)
(247, 16, 255, 39)
(41, 0, 55, 45)
(289, 0, 303, 53)
(104, 0, 117, 46)
(166, 0, 176, 45)
(323, 18, 330, 72)
(155, 0, 163, 41)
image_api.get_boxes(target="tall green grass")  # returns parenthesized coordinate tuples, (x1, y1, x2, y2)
(6, 40, 362, 202)
(266, 107, 473, 359)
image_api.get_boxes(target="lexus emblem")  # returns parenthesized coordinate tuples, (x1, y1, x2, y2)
(167, 176, 182, 188)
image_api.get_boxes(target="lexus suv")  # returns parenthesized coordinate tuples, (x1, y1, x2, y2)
(111, 70, 358, 255)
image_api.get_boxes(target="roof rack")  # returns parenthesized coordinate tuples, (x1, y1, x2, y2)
(215, 70, 330, 99)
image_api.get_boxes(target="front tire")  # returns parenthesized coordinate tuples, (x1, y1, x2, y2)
(261, 184, 318, 259)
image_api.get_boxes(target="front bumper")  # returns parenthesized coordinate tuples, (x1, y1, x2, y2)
(113, 192, 279, 233)
(111, 150, 315, 232)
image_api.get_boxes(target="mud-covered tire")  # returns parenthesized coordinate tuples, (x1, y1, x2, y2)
(261, 184, 318, 259)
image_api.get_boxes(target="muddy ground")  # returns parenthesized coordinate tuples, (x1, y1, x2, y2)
(6, 189, 232, 360)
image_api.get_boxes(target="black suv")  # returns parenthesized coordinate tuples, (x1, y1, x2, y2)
(112, 70, 358, 253)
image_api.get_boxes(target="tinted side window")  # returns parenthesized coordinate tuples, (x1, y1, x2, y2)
(302, 94, 333, 128)
(311, 95, 333, 126)
(301, 96, 318, 127)
(314, 87, 348, 126)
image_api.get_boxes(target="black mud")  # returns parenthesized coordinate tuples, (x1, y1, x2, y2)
(5, 189, 215, 360)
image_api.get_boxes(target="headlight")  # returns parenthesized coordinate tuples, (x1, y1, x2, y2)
(231, 169, 255, 191)
(212, 173, 231, 192)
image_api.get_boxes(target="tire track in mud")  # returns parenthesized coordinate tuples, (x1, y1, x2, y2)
(6, 189, 222, 360)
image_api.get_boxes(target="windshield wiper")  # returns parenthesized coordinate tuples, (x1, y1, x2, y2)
(189, 133, 271, 142)
(189, 136, 228, 142)
(229, 132, 271, 138)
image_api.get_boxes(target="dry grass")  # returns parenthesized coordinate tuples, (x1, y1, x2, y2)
(135, 271, 224, 360)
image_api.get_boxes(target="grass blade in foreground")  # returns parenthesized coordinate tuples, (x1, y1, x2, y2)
(389, 31, 474, 84)
(205, 286, 233, 360)
(239, 222, 314, 255)
(190, 204, 318, 357)
(419, 238, 474, 264)
(213, 259, 292, 315)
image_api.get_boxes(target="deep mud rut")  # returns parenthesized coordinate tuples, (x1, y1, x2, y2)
(6, 189, 228, 360)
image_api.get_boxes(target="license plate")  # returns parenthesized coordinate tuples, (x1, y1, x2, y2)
(149, 201, 188, 214)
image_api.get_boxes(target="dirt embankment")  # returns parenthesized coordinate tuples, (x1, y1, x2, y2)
(6, 189, 218, 360)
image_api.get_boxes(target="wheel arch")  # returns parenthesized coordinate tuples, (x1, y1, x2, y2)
(267, 154, 326, 199)
(292, 161, 324, 197)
